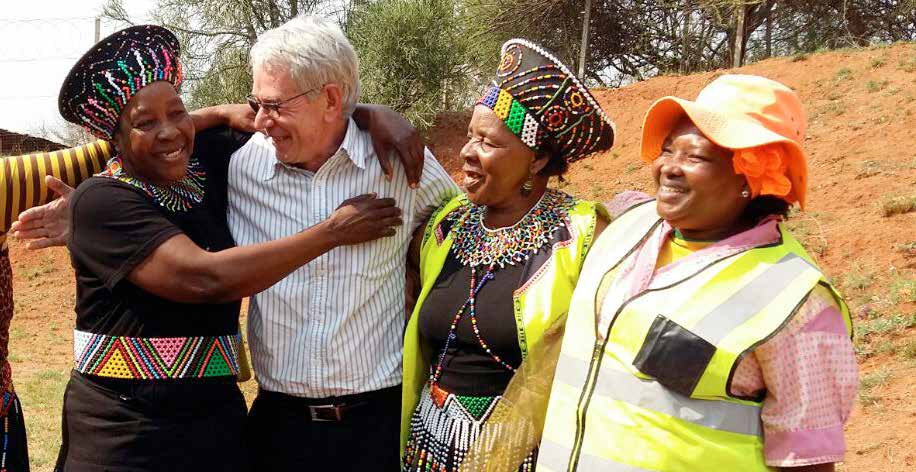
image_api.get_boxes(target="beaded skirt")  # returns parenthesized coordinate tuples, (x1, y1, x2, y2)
(403, 382, 536, 472)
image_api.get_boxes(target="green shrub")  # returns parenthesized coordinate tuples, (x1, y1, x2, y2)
(348, 0, 471, 130)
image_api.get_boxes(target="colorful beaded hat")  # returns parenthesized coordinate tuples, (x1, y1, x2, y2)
(59, 25, 183, 140)
(477, 39, 615, 163)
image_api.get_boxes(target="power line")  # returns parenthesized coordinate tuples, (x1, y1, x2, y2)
(0, 57, 80, 63)
(0, 16, 96, 23)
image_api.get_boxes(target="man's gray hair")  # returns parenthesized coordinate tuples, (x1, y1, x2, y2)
(250, 15, 360, 115)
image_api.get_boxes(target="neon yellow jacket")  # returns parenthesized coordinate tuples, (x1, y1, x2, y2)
(538, 200, 851, 472)
(400, 192, 601, 455)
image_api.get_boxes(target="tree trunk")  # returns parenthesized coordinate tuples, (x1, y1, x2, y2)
(681, 0, 691, 74)
(578, 0, 593, 79)
(764, 0, 773, 58)
(733, 4, 746, 67)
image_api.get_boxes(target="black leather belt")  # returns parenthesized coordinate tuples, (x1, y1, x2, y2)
(257, 385, 400, 422)
(307, 402, 369, 422)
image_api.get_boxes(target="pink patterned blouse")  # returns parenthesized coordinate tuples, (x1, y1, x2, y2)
(607, 192, 858, 467)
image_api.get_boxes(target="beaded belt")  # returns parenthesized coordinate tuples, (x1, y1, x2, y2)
(73, 330, 241, 380)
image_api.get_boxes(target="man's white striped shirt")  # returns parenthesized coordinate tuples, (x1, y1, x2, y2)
(227, 120, 459, 397)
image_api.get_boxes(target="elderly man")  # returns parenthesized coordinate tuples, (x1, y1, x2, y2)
(234, 15, 458, 469)
(17, 14, 459, 470)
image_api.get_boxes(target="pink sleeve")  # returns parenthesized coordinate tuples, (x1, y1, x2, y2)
(730, 284, 858, 467)
(604, 191, 652, 218)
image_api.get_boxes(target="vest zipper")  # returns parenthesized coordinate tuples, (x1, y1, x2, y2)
(568, 289, 651, 471)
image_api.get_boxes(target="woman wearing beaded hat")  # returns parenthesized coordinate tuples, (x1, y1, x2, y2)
(537, 75, 858, 472)
(54, 25, 410, 471)
(400, 39, 615, 472)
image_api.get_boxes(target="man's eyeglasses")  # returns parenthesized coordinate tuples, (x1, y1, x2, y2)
(246, 88, 317, 117)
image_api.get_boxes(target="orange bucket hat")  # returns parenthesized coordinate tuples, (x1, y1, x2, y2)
(640, 74, 809, 208)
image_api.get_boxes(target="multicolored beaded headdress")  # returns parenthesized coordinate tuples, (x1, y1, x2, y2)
(59, 25, 183, 140)
(477, 39, 615, 163)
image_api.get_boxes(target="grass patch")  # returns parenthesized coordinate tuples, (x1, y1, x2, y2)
(834, 67, 854, 81)
(858, 391, 882, 407)
(869, 57, 886, 68)
(879, 195, 916, 217)
(820, 101, 847, 117)
(901, 340, 916, 360)
(841, 263, 875, 290)
(865, 79, 889, 93)
(855, 160, 882, 179)
(860, 368, 892, 390)
(791, 53, 809, 62)
(784, 210, 829, 256)
(857, 313, 916, 338)
(894, 242, 916, 254)
(899, 54, 916, 73)
(889, 277, 916, 304)
(16, 369, 69, 470)
(624, 163, 641, 174)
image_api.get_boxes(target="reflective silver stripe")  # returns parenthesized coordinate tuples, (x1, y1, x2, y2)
(539, 438, 656, 472)
(554, 354, 762, 437)
(692, 253, 814, 344)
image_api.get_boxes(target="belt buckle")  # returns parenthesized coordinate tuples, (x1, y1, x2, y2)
(308, 404, 343, 422)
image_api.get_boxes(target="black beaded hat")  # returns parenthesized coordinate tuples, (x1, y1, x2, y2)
(59, 25, 183, 140)
(476, 39, 615, 163)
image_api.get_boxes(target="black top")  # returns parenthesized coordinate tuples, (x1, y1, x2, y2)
(67, 127, 251, 338)
(418, 253, 525, 397)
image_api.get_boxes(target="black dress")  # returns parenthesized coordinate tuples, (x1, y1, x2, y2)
(56, 128, 251, 472)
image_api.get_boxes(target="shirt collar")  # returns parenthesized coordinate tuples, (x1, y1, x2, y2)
(262, 118, 367, 181)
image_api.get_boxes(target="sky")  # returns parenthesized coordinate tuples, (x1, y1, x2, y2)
(0, 0, 153, 136)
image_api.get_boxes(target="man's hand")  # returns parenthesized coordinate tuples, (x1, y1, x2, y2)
(321, 193, 403, 246)
(352, 104, 425, 188)
(10, 176, 75, 250)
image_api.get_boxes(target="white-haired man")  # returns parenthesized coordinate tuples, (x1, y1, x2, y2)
(236, 15, 458, 469)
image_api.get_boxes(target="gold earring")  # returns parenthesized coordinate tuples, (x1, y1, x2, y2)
(521, 173, 534, 196)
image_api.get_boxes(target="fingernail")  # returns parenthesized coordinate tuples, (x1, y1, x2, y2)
(410, 183, 419, 189)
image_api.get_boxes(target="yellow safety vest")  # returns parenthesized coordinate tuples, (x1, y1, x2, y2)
(538, 200, 851, 472)
(400, 192, 601, 455)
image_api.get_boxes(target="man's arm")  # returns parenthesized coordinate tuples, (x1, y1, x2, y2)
(193, 102, 427, 186)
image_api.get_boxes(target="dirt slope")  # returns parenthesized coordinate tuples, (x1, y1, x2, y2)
(427, 43, 916, 471)
(7, 43, 916, 471)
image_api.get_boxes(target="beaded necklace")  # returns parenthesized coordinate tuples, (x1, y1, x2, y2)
(429, 189, 575, 385)
(99, 156, 206, 212)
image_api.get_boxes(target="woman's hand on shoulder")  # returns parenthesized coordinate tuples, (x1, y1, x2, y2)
(190, 104, 256, 133)
(320, 194, 404, 246)
(352, 104, 425, 188)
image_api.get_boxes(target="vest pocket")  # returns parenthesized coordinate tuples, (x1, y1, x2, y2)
(632, 315, 716, 397)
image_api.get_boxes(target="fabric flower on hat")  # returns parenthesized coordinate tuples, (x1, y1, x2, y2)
(732, 144, 793, 200)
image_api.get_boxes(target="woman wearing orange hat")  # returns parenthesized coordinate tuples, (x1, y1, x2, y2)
(536, 74, 858, 472)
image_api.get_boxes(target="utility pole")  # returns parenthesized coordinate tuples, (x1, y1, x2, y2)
(578, 0, 593, 79)
(681, 0, 691, 74)
(94, 17, 101, 44)
(733, 5, 746, 67)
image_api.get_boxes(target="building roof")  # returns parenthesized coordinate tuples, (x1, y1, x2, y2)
(0, 128, 66, 156)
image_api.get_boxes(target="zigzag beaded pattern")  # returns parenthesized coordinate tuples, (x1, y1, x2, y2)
(476, 38, 615, 162)
(73, 330, 241, 380)
(446, 189, 576, 269)
(98, 156, 206, 212)
(60, 25, 183, 140)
